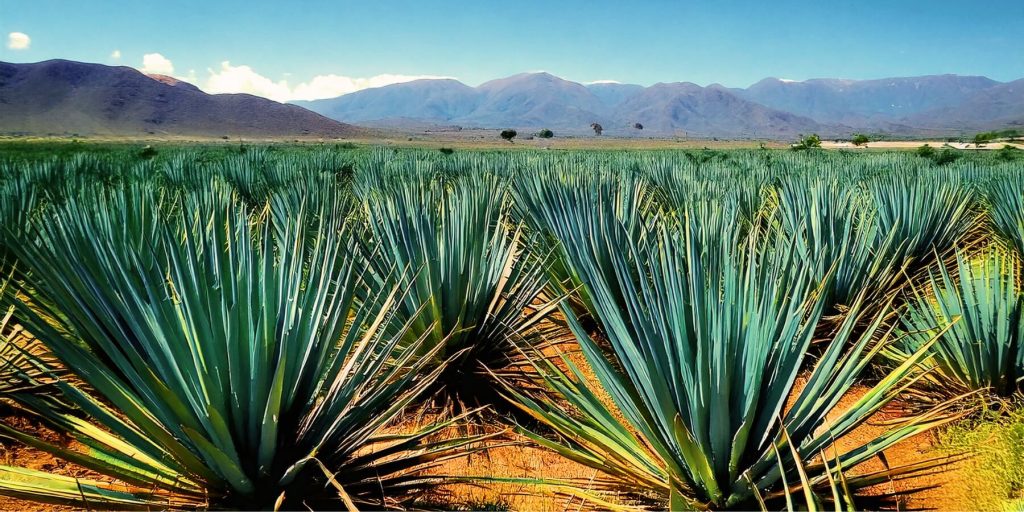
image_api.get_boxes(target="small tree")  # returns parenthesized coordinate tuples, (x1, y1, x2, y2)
(916, 144, 937, 159)
(791, 134, 822, 151)
(537, 128, 554, 139)
(590, 123, 603, 136)
(852, 134, 870, 146)
(997, 144, 1021, 162)
(500, 129, 517, 142)
(633, 122, 644, 130)
(935, 148, 960, 165)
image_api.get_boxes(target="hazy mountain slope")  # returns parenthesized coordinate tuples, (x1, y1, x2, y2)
(906, 79, 1024, 131)
(302, 72, 613, 132)
(613, 83, 829, 138)
(301, 73, 827, 137)
(0, 59, 360, 137)
(586, 82, 644, 108)
(294, 78, 480, 123)
(455, 72, 609, 129)
(737, 75, 1000, 125)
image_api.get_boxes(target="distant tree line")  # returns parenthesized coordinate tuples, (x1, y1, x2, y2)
(974, 129, 1021, 146)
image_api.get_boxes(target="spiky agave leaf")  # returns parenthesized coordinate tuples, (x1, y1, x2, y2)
(360, 168, 563, 414)
(869, 173, 980, 283)
(0, 180, 482, 509)
(1, 270, 65, 403)
(0, 172, 38, 277)
(499, 180, 958, 510)
(512, 166, 656, 331)
(775, 175, 898, 311)
(891, 249, 1024, 399)
(644, 155, 767, 237)
(988, 172, 1024, 259)
(0, 175, 54, 397)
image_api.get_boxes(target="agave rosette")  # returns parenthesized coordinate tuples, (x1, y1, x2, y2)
(0, 180, 483, 509)
(360, 165, 563, 413)
(499, 176, 958, 510)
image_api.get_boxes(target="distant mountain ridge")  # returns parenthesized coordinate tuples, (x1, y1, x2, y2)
(298, 72, 1024, 138)
(2, 59, 1021, 140)
(905, 79, 1024, 131)
(0, 59, 361, 138)
(735, 75, 1001, 127)
(296, 73, 828, 138)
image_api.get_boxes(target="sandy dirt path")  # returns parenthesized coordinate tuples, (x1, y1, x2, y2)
(823, 140, 1024, 150)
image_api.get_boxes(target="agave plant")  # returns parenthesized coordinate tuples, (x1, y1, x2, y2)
(644, 157, 766, 235)
(775, 176, 899, 313)
(869, 173, 979, 282)
(360, 169, 562, 414)
(0, 173, 38, 273)
(987, 173, 1024, 259)
(0, 181, 481, 510)
(513, 167, 656, 328)
(893, 249, 1024, 398)
(499, 180, 955, 510)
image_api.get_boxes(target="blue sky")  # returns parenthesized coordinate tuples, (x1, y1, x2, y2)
(2, 0, 1022, 101)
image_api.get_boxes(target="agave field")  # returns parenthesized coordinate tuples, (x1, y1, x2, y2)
(1, 145, 1023, 510)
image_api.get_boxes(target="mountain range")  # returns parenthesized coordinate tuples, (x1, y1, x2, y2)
(1, 59, 1022, 140)
(298, 72, 1024, 138)
(0, 60, 360, 138)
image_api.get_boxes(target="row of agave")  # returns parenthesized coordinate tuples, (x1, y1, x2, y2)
(0, 147, 1021, 510)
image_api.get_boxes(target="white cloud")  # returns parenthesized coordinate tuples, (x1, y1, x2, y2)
(139, 53, 174, 75)
(290, 73, 451, 101)
(110, 49, 121, 60)
(6, 32, 30, 50)
(204, 61, 292, 101)
(201, 61, 452, 102)
(587, 79, 622, 85)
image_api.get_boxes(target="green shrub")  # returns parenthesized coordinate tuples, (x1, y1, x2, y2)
(935, 148, 961, 165)
(537, 128, 554, 138)
(792, 133, 822, 150)
(997, 144, 1021, 161)
(915, 142, 964, 165)
(975, 132, 998, 146)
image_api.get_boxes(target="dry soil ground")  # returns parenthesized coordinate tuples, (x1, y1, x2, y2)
(0, 384, 991, 511)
